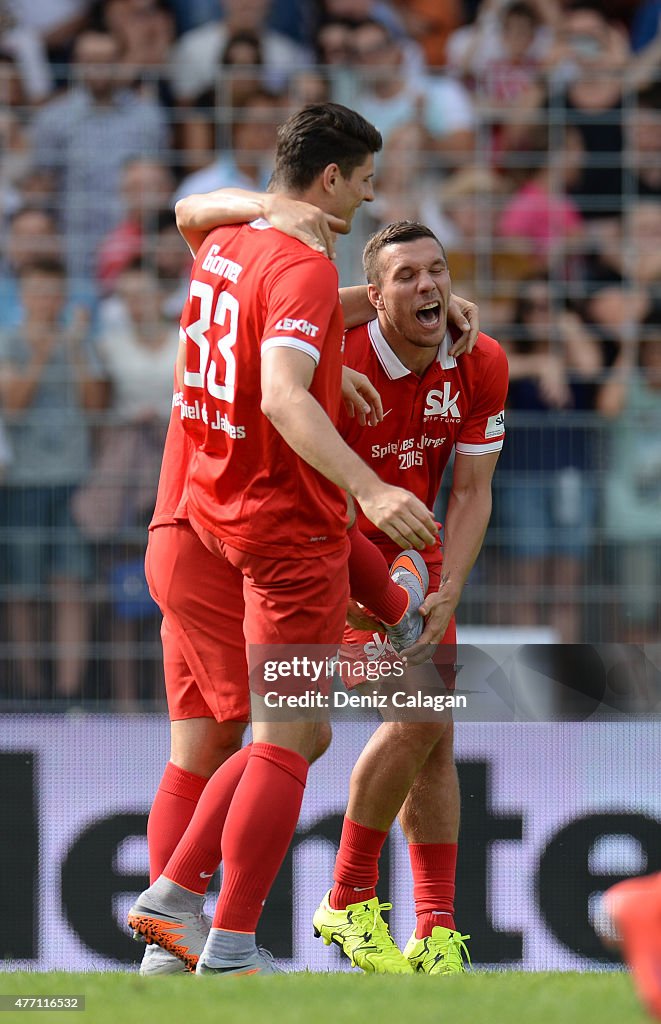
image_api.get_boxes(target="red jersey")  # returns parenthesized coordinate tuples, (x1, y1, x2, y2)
(150, 391, 192, 529)
(339, 319, 508, 552)
(178, 220, 347, 558)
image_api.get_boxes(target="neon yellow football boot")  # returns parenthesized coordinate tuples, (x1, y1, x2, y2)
(313, 891, 413, 974)
(403, 925, 471, 974)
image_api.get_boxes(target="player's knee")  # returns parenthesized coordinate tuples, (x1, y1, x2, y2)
(171, 719, 247, 777)
(309, 721, 332, 763)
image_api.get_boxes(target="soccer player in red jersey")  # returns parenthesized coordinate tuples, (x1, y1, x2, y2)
(136, 197, 479, 977)
(128, 104, 442, 977)
(311, 221, 509, 974)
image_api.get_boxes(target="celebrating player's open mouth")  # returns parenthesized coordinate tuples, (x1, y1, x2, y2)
(415, 301, 443, 329)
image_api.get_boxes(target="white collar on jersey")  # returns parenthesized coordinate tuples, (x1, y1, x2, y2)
(249, 217, 272, 230)
(367, 318, 457, 380)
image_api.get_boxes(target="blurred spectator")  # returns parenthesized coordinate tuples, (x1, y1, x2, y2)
(149, 210, 192, 321)
(544, 6, 630, 222)
(181, 29, 265, 164)
(598, 304, 661, 641)
(173, 90, 280, 203)
(10, 167, 57, 215)
(31, 30, 168, 279)
(351, 19, 475, 170)
(286, 68, 332, 108)
(0, 259, 103, 698)
(626, 81, 661, 201)
(0, 53, 33, 220)
(495, 276, 602, 641)
(320, 0, 426, 78)
(313, 19, 358, 104)
(579, 200, 661, 347)
(321, 0, 409, 42)
(412, 166, 530, 325)
(96, 156, 174, 294)
(216, 30, 263, 108)
(447, 0, 558, 83)
(315, 18, 356, 65)
(0, 8, 53, 102)
(72, 261, 177, 705)
(3, 0, 93, 67)
(167, 0, 312, 44)
(498, 124, 584, 262)
(389, 0, 463, 67)
(169, 0, 309, 107)
(94, 0, 176, 106)
(0, 207, 97, 330)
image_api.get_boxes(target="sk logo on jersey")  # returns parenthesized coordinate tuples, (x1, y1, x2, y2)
(424, 382, 461, 421)
(363, 633, 397, 660)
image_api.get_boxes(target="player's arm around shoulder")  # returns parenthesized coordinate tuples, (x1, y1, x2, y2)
(259, 257, 437, 552)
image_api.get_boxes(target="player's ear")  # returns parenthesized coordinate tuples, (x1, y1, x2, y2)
(367, 282, 383, 310)
(321, 163, 341, 194)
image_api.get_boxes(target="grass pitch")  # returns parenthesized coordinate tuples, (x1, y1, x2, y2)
(0, 971, 648, 1024)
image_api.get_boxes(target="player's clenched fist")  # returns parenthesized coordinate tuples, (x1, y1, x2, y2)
(357, 482, 437, 551)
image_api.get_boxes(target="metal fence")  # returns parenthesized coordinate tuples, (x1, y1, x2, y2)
(0, 60, 659, 706)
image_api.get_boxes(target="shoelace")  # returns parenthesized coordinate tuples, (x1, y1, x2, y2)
(350, 901, 399, 949)
(432, 931, 471, 972)
(256, 946, 284, 974)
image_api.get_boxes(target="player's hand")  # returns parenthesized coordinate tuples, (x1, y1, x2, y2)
(262, 195, 348, 259)
(341, 366, 383, 426)
(400, 588, 459, 665)
(346, 598, 382, 632)
(359, 484, 438, 551)
(447, 294, 479, 357)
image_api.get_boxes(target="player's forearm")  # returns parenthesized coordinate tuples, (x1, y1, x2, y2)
(261, 385, 382, 501)
(440, 485, 493, 602)
(175, 189, 265, 255)
(175, 188, 265, 231)
(339, 286, 376, 328)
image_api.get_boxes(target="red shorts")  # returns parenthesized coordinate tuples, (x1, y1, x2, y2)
(341, 554, 457, 691)
(146, 520, 350, 721)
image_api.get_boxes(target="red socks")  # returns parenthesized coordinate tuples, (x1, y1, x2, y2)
(147, 762, 208, 883)
(409, 842, 458, 936)
(212, 743, 309, 933)
(347, 522, 408, 626)
(162, 745, 252, 894)
(330, 818, 388, 909)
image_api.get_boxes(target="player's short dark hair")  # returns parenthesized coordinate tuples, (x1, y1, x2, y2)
(270, 103, 382, 192)
(362, 221, 446, 285)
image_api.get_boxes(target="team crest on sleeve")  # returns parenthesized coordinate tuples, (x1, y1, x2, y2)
(485, 410, 505, 438)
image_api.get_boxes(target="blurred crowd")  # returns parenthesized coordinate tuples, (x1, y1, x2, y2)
(0, 0, 659, 707)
